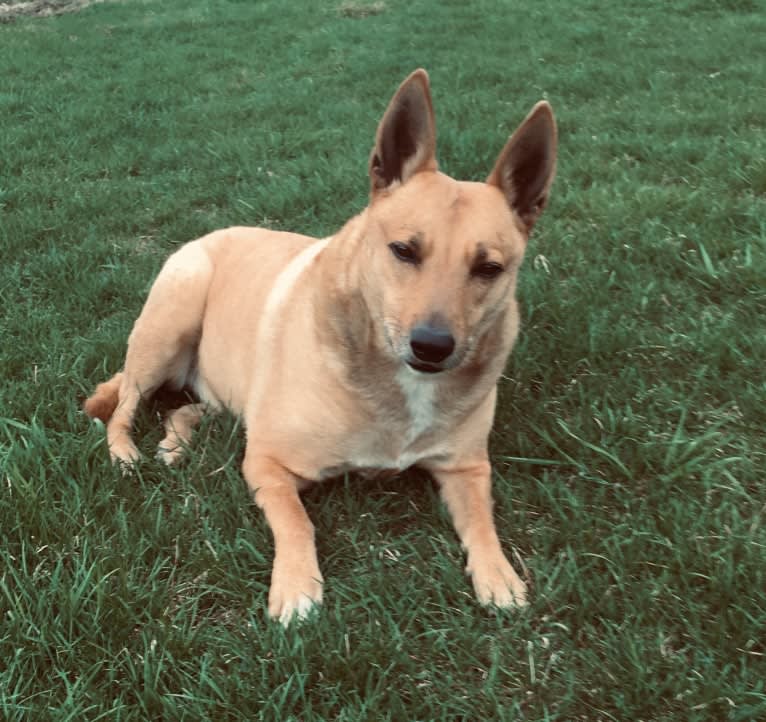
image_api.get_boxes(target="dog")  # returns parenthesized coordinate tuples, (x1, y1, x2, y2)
(84, 69, 557, 625)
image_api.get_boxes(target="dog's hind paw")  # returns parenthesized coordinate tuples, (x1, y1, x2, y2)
(109, 440, 141, 472)
(156, 444, 183, 466)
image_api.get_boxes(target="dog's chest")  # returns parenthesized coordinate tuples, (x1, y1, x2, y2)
(396, 368, 437, 446)
(321, 370, 444, 479)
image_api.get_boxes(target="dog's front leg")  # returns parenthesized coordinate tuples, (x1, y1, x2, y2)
(242, 451, 323, 625)
(429, 458, 528, 609)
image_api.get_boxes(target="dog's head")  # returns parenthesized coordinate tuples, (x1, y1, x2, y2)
(351, 70, 556, 376)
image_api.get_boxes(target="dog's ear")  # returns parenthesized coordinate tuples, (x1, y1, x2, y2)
(369, 69, 438, 195)
(487, 101, 557, 233)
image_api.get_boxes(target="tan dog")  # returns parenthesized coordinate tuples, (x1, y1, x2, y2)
(84, 69, 556, 624)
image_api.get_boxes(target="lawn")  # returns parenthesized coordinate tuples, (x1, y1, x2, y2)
(1, 0, 765, 719)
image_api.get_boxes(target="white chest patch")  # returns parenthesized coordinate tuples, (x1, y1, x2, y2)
(396, 366, 438, 447)
(340, 368, 441, 475)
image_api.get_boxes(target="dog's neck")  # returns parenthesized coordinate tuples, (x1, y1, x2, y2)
(312, 210, 391, 388)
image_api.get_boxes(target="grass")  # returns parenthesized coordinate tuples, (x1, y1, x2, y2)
(1, 0, 765, 718)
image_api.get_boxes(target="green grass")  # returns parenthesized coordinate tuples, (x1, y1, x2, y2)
(1, 0, 765, 719)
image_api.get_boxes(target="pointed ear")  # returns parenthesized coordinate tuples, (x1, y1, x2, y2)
(369, 69, 438, 195)
(487, 101, 557, 233)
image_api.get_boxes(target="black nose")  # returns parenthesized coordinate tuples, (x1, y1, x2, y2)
(410, 325, 455, 364)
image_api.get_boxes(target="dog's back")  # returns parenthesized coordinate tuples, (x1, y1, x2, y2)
(83, 226, 317, 456)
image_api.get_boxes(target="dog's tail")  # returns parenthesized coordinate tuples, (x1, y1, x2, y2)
(83, 372, 123, 422)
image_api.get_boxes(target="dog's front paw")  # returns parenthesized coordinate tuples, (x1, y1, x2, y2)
(268, 557, 324, 626)
(468, 551, 528, 609)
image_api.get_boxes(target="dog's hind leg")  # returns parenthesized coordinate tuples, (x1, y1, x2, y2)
(156, 402, 211, 465)
(105, 241, 215, 466)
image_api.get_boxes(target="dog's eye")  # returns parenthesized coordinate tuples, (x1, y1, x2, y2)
(389, 242, 419, 265)
(471, 262, 504, 280)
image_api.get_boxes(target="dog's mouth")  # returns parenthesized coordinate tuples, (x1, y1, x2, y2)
(407, 360, 446, 374)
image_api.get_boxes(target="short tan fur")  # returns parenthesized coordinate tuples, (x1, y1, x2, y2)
(84, 69, 557, 624)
